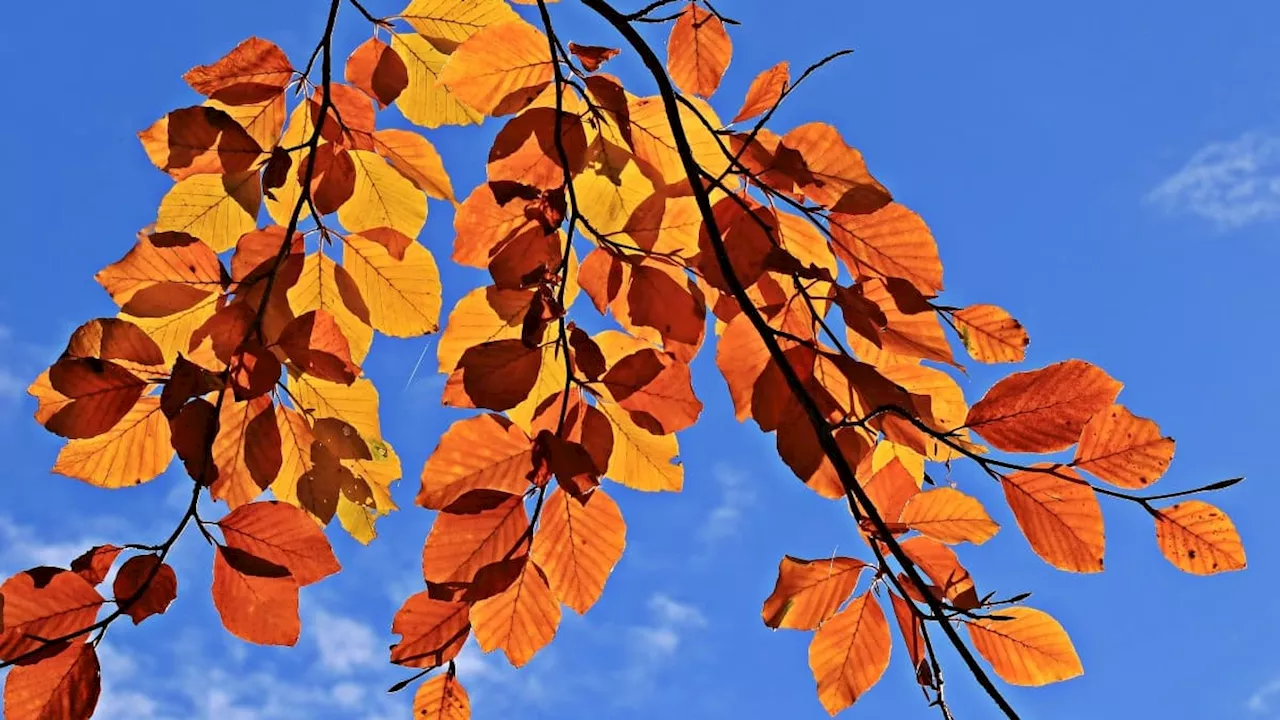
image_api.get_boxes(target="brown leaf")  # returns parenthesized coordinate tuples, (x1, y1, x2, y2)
(137, 105, 264, 180)
(69, 546, 122, 587)
(488, 108, 588, 189)
(211, 396, 283, 507)
(43, 358, 147, 440)
(422, 494, 528, 597)
(346, 36, 409, 107)
(277, 310, 359, 384)
(601, 349, 702, 435)
(443, 339, 543, 412)
(111, 555, 178, 624)
(568, 42, 620, 72)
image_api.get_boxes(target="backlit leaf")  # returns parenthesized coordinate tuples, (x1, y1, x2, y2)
(2, 641, 100, 720)
(400, 0, 519, 54)
(52, 397, 173, 488)
(217, 501, 341, 586)
(598, 401, 682, 492)
(1154, 500, 1246, 575)
(966, 360, 1123, 454)
(952, 304, 1029, 364)
(666, 3, 732, 99)
(422, 494, 528, 593)
(346, 37, 409, 107)
(437, 20, 554, 117)
(808, 591, 891, 715)
(343, 232, 442, 337)
(470, 560, 560, 667)
(900, 487, 999, 545)
(390, 33, 484, 129)
(1002, 467, 1105, 573)
(183, 37, 292, 105)
(530, 488, 626, 614)
(965, 607, 1083, 686)
(413, 672, 470, 720)
(390, 592, 470, 668)
(733, 61, 788, 123)
(373, 129, 455, 202)
(155, 172, 260, 253)
(418, 414, 535, 511)
(339, 150, 428, 240)
(761, 556, 866, 630)
(1072, 404, 1174, 489)
(211, 545, 300, 646)
(0, 569, 104, 662)
(112, 554, 178, 624)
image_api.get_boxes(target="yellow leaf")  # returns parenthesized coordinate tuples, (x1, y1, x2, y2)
(373, 129, 455, 202)
(437, 287, 534, 373)
(288, 252, 374, 364)
(399, 0, 519, 53)
(288, 374, 381, 439)
(52, 397, 173, 488)
(953, 304, 1029, 364)
(572, 138, 657, 237)
(437, 20, 554, 117)
(1154, 500, 1246, 575)
(155, 172, 260, 252)
(343, 233, 442, 337)
(390, 33, 484, 129)
(506, 341, 569, 432)
(965, 606, 1083, 686)
(265, 102, 314, 226)
(808, 591, 891, 715)
(531, 488, 626, 614)
(598, 401, 682, 492)
(121, 293, 220, 366)
(338, 150, 427, 240)
(900, 487, 999, 545)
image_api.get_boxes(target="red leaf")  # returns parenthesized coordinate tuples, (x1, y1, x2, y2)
(217, 501, 341, 586)
(111, 555, 178, 624)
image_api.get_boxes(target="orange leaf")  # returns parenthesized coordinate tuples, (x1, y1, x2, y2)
(51, 397, 174, 489)
(888, 592, 931, 687)
(112, 555, 178, 625)
(530, 488, 626, 614)
(413, 672, 471, 720)
(277, 310, 359, 384)
(184, 37, 293, 105)
(211, 396, 283, 508)
(488, 108, 588, 189)
(437, 20, 554, 117)
(2, 642, 100, 720)
(666, 3, 732, 99)
(69, 546, 121, 587)
(601, 349, 702, 435)
(780, 123, 892, 216)
(965, 606, 1083, 686)
(346, 36, 409, 107)
(900, 487, 999, 545)
(898, 536, 979, 609)
(761, 556, 867, 630)
(95, 231, 223, 313)
(807, 591, 891, 715)
(373, 129, 455, 202)
(418, 414, 536, 511)
(1154, 500, 1246, 575)
(422, 494, 528, 596)
(1072, 404, 1174, 489)
(42, 358, 147, 440)
(966, 360, 1123, 454)
(733, 61, 789, 123)
(217, 501, 342, 586)
(390, 592, 471, 668)
(1002, 467, 1105, 573)
(469, 560, 561, 668)
(952, 304, 1029, 364)
(211, 545, 300, 646)
(828, 203, 939, 294)
(568, 42, 620, 72)
(0, 569, 104, 662)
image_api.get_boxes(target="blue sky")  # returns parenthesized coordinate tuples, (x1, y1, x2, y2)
(1, 1, 1277, 718)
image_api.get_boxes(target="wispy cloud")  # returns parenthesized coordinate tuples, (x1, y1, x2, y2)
(309, 609, 381, 675)
(1248, 676, 1280, 714)
(617, 594, 707, 701)
(700, 465, 751, 542)
(1147, 131, 1280, 229)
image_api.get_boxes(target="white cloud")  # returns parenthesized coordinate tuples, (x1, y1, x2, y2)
(647, 594, 707, 629)
(698, 464, 754, 545)
(0, 516, 112, 577)
(1249, 676, 1280, 714)
(616, 594, 708, 701)
(310, 609, 381, 675)
(1147, 131, 1280, 229)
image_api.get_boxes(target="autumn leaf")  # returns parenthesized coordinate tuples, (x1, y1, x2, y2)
(1002, 467, 1105, 573)
(217, 501, 342, 586)
(184, 37, 292, 105)
(155, 172, 260, 253)
(346, 37, 409, 107)
(761, 556, 867, 630)
(900, 487, 1000, 545)
(211, 395, 283, 507)
(952, 304, 1029, 364)
(437, 20, 555, 117)
(70, 546, 122, 587)
(413, 672, 471, 720)
(0, 569, 105, 661)
(339, 150, 428, 240)
(598, 401, 683, 492)
(373, 129, 455, 201)
(277, 309, 359, 384)
(808, 591, 891, 715)
(111, 555, 178, 625)
(899, 536, 979, 609)
(1072, 404, 1175, 489)
(966, 360, 1123, 454)
(530, 488, 626, 614)
(965, 607, 1083, 686)
(400, 0, 519, 54)
(733, 61, 788, 123)
(390, 33, 484, 129)
(666, 3, 732, 99)
(343, 232, 443, 337)
(1153, 500, 1246, 575)
(568, 42, 620, 72)
(52, 397, 174, 489)
(470, 559, 561, 667)
(422, 494, 528, 594)
(211, 545, 300, 646)
(2, 642, 101, 720)
(418, 414, 535, 511)
(390, 592, 471, 668)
